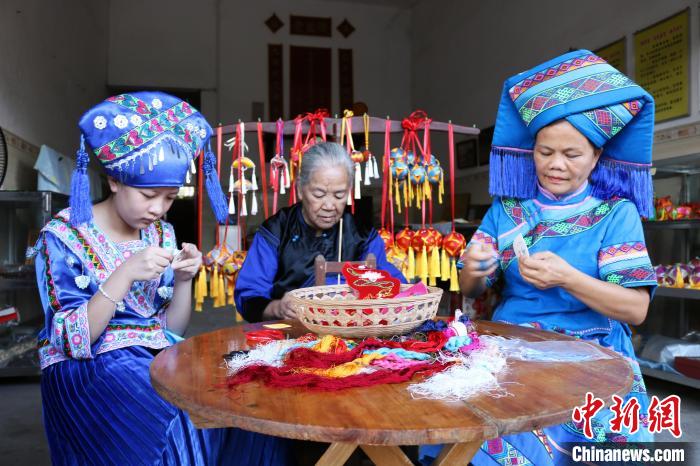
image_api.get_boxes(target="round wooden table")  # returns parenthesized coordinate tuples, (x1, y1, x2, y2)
(150, 320, 633, 466)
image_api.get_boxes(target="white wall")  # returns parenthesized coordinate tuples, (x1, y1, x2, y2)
(108, 0, 413, 249)
(411, 0, 697, 204)
(108, 0, 412, 122)
(0, 0, 109, 188)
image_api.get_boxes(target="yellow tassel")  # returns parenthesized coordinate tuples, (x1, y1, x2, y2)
(430, 247, 440, 283)
(194, 268, 204, 312)
(227, 277, 234, 305)
(441, 248, 450, 279)
(424, 179, 431, 201)
(209, 266, 217, 299)
(217, 272, 225, 307)
(394, 181, 401, 213)
(407, 247, 415, 279)
(439, 175, 444, 204)
(199, 265, 208, 298)
(414, 249, 422, 278)
(449, 260, 459, 292)
(419, 245, 428, 283)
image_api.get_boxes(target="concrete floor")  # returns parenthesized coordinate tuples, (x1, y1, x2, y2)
(1, 306, 698, 465)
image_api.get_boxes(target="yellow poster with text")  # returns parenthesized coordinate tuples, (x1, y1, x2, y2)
(596, 38, 626, 75)
(634, 9, 689, 122)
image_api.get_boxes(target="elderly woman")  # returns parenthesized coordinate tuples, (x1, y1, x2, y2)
(235, 142, 405, 322)
(423, 50, 657, 465)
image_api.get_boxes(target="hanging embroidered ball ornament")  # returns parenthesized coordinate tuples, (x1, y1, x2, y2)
(411, 228, 437, 284)
(222, 250, 247, 306)
(203, 245, 231, 308)
(426, 156, 444, 204)
(442, 231, 467, 291)
(377, 227, 394, 250)
(390, 147, 410, 212)
(395, 227, 415, 278)
(350, 150, 367, 164)
(230, 155, 259, 217)
(395, 227, 414, 251)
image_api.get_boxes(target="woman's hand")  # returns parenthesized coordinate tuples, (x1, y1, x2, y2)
(262, 293, 297, 321)
(460, 243, 499, 280)
(121, 246, 172, 282)
(171, 243, 202, 283)
(518, 251, 574, 289)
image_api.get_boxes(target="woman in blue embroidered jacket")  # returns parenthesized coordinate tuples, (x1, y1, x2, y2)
(235, 142, 405, 322)
(424, 51, 657, 465)
(33, 92, 293, 465)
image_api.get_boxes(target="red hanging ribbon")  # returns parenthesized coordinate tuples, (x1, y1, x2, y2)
(303, 108, 329, 146)
(289, 116, 304, 205)
(257, 122, 269, 219)
(381, 119, 390, 229)
(448, 122, 456, 232)
(216, 126, 223, 244)
(237, 124, 247, 250)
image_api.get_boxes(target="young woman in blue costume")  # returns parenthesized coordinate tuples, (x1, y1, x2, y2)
(32, 91, 294, 465)
(421, 50, 658, 465)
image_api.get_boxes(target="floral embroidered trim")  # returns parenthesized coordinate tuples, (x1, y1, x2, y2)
(38, 322, 169, 369)
(41, 236, 62, 313)
(47, 210, 173, 319)
(96, 100, 199, 163)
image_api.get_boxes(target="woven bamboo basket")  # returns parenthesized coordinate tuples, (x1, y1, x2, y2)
(288, 284, 443, 338)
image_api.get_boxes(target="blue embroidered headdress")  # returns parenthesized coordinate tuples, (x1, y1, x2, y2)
(70, 91, 228, 227)
(489, 49, 655, 217)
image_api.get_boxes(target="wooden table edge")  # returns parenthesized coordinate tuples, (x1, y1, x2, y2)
(152, 367, 501, 444)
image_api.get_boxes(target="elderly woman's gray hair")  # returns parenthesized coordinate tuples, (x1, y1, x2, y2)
(297, 142, 354, 187)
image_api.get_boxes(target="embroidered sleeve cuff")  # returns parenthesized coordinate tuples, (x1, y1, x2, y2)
(602, 265, 657, 288)
(51, 302, 93, 359)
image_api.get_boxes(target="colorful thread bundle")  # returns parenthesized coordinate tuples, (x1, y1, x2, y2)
(224, 314, 508, 400)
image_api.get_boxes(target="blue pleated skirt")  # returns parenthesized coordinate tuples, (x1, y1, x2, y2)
(41, 345, 295, 466)
(420, 322, 653, 465)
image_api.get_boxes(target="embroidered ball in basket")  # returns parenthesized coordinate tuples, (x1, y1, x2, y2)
(288, 284, 443, 338)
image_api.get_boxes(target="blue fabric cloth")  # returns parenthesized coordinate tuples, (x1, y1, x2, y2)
(35, 209, 293, 465)
(488, 49, 655, 217)
(420, 184, 656, 465)
(41, 345, 294, 466)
